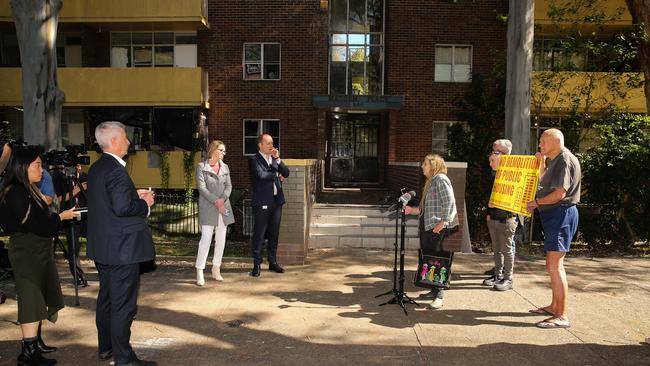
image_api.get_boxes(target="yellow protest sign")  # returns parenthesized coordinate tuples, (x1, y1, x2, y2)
(488, 155, 540, 217)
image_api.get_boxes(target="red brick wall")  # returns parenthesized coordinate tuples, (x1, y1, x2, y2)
(385, 0, 508, 162)
(202, 0, 329, 193)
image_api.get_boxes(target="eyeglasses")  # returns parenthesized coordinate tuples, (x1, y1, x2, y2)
(217, 149, 226, 155)
(491, 151, 503, 156)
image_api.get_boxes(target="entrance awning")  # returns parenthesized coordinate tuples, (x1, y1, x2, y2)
(312, 95, 405, 110)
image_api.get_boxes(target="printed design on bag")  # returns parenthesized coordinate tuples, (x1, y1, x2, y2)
(420, 263, 429, 280)
(420, 258, 448, 286)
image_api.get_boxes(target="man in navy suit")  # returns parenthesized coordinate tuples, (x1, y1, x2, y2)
(87, 121, 156, 366)
(248, 134, 290, 277)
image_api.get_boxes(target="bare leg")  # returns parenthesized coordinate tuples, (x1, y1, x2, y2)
(20, 321, 39, 338)
(547, 251, 568, 319)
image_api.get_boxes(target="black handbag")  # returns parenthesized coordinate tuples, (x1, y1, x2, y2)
(414, 251, 454, 289)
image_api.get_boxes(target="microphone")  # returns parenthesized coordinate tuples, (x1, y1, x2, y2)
(398, 191, 416, 205)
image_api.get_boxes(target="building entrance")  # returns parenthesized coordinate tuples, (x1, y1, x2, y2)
(326, 113, 382, 186)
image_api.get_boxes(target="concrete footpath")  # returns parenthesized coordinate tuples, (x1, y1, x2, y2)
(1, 249, 649, 365)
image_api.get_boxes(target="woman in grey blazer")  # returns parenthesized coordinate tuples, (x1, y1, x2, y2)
(195, 140, 235, 285)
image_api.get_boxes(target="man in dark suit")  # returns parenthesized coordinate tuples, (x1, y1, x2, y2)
(248, 134, 290, 277)
(87, 121, 156, 366)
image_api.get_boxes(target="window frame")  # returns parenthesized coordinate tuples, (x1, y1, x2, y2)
(432, 121, 466, 154)
(242, 42, 281, 81)
(328, 0, 386, 96)
(434, 44, 473, 83)
(242, 119, 281, 156)
(110, 31, 197, 68)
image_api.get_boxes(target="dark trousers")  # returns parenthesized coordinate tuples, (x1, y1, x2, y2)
(64, 222, 85, 279)
(251, 199, 283, 265)
(95, 262, 140, 365)
(420, 228, 448, 299)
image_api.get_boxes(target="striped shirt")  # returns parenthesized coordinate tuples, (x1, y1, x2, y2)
(422, 173, 458, 231)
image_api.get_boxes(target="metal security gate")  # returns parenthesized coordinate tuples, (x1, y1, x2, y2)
(327, 113, 380, 185)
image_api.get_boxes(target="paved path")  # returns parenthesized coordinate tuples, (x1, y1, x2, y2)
(1, 249, 649, 365)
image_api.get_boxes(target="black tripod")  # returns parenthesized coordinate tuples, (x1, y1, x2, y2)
(376, 203, 419, 315)
(53, 169, 86, 306)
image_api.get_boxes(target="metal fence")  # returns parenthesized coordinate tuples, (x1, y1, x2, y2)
(149, 192, 200, 237)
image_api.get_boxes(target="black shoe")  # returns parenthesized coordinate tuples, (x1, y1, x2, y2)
(37, 323, 57, 353)
(18, 339, 57, 366)
(98, 349, 113, 360)
(269, 262, 284, 273)
(118, 358, 157, 366)
(482, 275, 502, 287)
(76, 276, 89, 287)
(250, 263, 261, 277)
(483, 267, 495, 275)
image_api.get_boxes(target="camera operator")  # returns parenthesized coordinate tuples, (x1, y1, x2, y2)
(52, 163, 89, 287)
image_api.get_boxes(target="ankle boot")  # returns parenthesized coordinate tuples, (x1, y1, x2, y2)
(17, 339, 57, 366)
(37, 323, 57, 353)
(196, 269, 205, 286)
(212, 265, 223, 281)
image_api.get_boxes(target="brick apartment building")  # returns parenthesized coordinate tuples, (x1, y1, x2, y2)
(203, 0, 508, 193)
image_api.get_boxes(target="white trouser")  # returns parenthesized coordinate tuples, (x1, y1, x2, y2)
(195, 215, 227, 269)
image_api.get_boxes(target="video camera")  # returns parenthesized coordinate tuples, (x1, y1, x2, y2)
(42, 144, 90, 168)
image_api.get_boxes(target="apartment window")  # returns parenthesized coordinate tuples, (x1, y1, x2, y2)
(56, 33, 82, 67)
(432, 121, 465, 154)
(243, 119, 280, 155)
(0, 33, 20, 66)
(533, 39, 586, 71)
(111, 32, 197, 68)
(243, 43, 280, 80)
(435, 45, 472, 82)
(329, 0, 384, 95)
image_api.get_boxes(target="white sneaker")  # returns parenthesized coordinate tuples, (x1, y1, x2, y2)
(429, 298, 444, 309)
(212, 265, 223, 281)
(196, 269, 205, 286)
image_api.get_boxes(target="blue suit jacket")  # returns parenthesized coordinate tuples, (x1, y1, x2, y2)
(86, 154, 155, 265)
(248, 152, 290, 207)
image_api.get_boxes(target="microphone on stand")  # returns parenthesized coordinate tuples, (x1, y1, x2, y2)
(388, 190, 417, 211)
(398, 191, 416, 206)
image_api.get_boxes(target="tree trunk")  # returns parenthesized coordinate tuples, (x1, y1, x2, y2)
(10, 0, 65, 150)
(625, 0, 650, 114)
(505, 0, 535, 154)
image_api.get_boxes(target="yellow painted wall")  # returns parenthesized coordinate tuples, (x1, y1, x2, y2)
(0, 67, 206, 107)
(0, 0, 208, 27)
(535, 0, 632, 25)
(532, 71, 647, 114)
(87, 151, 201, 189)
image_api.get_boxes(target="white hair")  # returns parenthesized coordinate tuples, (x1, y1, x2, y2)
(95, 121, 126, 150)
(493, 139, 513, 155)
(544, 128, 565, 147)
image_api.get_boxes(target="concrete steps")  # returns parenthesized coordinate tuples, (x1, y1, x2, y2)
(309, 204, 420, 249)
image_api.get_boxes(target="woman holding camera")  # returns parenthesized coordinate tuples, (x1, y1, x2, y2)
(195, 140, 235, 286)
(404, 154, 458, 309)
(0, 147, 79, 365)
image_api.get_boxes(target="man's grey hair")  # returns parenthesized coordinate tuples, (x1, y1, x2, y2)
(493, 139, 513, 155)
(543, 128, 565, 147)
(95, 121, 126, 150)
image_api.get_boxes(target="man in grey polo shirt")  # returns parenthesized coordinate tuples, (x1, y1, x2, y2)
(526, 128, 581, 329)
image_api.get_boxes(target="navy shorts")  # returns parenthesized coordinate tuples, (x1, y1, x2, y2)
(539, 205, 579, 252)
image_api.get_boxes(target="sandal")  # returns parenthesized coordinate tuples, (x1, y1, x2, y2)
(536, 317, 570, 329)
(528, 307, 554, 316)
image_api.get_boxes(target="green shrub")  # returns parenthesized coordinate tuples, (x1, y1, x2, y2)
(579, 113, 650, 248)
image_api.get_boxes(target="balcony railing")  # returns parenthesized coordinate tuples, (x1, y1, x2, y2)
(531, 71, 646, 114)
(0, 0, 209, 28)
(0, 67, 208, 108)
